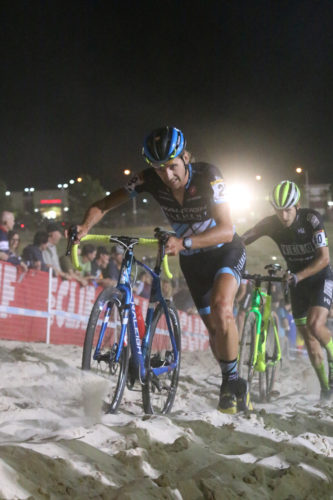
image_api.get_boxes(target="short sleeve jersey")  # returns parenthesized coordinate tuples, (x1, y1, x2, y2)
(248, 208, 329, 273)
(125, 162, 228, 252)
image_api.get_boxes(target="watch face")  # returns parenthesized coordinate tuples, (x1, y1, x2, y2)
(184, 237, 192, 249)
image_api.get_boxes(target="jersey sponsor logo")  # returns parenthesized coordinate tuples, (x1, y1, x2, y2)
(280, 242, 314, 256)
(125, 173, 144, 193)
(297, 227, 305, 234)
(162, 205, 208, 222)
(313, 229, 328, 248)
(306, 213, 320, 228)
(210, 179, 226, 203)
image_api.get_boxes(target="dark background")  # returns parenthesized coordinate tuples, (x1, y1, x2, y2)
(1, 0, 333, 192)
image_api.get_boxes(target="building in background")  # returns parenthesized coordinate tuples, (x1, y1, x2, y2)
(11, 189, 69, 220)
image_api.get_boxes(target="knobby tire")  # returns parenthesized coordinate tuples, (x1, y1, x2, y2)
(82, 287, 129, 413)
(142, 301, 181, 414)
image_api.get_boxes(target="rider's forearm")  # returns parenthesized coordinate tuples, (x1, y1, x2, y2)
(241, 227, 260, 245)
(189, 224, 234, 249)
(80, 188, 129, 232)
(296, 253, 330, 282)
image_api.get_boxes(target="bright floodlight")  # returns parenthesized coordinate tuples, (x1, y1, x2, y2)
(5, 191, 10, 196)
(123, 169, 131, 176)
(255, 175, 262, 181)
(227, 183, 253, 212)
(296, 167, 303, 174)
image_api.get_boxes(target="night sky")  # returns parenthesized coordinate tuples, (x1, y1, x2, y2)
(1, 0, 333, 193)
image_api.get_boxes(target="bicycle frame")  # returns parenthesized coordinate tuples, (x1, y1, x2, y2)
(93, 242, 179, 383)
(245, 280, 282, 373)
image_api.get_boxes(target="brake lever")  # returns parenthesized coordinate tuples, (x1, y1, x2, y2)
(66, 225, 78, 256)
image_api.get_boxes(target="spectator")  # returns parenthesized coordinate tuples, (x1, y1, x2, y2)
(7, 230, 28, 271)
(89, 246, 115, 288)
(134, 270, 152, 299)
(0, 210, 15, 261)
(173, 277, 197, 314)
(79, 244, 97, 276)
(103, 244, 124, 281)
(42, 222, 71, 279)
(161, 278, 173, 300)
(22, 231, 49, 271)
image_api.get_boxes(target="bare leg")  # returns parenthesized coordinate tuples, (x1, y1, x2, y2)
(201, 273, 239, 361)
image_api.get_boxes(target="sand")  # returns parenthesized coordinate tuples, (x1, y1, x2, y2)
(0, 339, 332, 500)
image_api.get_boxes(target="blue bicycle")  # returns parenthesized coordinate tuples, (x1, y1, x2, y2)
(69, 228, 181, 415)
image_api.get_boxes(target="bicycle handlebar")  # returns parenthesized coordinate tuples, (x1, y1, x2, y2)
(71, 234, 173, 279)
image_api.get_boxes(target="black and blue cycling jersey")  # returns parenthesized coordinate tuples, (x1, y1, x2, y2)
(125, 162, 246, 315)
(125, 162, 232, 255)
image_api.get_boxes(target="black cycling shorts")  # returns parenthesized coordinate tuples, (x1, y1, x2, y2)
(290, 267, 333, 325)
(179, 233, 246, 316)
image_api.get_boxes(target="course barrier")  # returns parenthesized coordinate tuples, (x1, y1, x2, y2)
(0, 261, 209, 351)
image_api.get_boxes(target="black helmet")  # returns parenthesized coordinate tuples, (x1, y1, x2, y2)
(142, 126, 186, 167)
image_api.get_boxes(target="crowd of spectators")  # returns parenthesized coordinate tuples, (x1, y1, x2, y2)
(3, 209, 332, 331)
(0, 210, 198, 314)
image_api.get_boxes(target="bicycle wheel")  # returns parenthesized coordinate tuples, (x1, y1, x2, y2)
(142, 301, 181, 414)
(265, 314, 280, 399)
(238, 311, 257, 388)
(82, 287, 129, 413)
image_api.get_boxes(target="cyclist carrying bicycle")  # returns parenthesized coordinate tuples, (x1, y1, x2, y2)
(242, 180, 333, 400)
(73, 126, 250, 414)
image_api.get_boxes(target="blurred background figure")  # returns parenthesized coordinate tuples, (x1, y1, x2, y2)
(103, 244, 124, 281)
(134, 270, 152, 299)
(161, 278, 173, 300)
(22, 231, 49, 271)
(7, 230, 28, 271)
(43, 222, 71, 279)
(0, 210, 15, 261)
(79, 244, 97, 276)
(173, 277, 197, 315)
(89, 246, 116, 288)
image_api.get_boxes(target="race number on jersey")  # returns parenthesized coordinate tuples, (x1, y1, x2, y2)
(313, 229, 328, 248)
(210, 179, 226, 203)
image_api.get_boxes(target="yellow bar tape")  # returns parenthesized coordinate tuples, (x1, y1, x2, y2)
(72, 235, 173, 279)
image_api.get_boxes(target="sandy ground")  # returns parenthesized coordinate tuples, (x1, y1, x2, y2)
(0, 340, 332, 500)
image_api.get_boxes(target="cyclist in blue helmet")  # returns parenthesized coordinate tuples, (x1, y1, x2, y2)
(75, 126, 251, 414)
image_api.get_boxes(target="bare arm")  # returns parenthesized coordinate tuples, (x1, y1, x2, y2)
(296, 246, 330, 282)
(165, 202, 234, 256)
(241, 226, 262, 245)
(76, 188, 129, 240)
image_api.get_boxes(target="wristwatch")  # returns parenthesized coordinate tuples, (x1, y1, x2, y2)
(183, 237, 193, 250)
